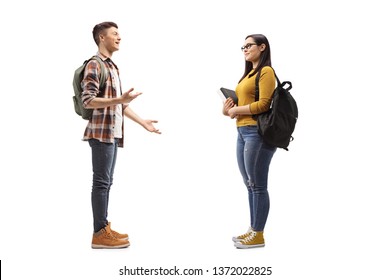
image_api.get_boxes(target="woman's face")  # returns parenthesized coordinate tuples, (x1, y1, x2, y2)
(242, 37, 264, 64)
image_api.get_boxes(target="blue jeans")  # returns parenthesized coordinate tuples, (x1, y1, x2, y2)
(89, 138, 119, 233)
(236, 126, 276, 232)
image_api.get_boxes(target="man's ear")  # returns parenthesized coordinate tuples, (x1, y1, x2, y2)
(99, 33, 105, 43)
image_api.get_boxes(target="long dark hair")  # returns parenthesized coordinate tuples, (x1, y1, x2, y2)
(238, 34, 272, 83)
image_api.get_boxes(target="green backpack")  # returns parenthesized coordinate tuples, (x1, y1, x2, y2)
(72, 55, 107, 120)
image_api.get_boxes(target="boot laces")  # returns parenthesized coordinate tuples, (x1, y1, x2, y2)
(103, 228, 116, 240)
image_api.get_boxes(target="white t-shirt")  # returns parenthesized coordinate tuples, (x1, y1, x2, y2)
(112, 68, 123, 138)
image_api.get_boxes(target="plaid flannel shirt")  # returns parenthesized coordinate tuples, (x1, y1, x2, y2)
(81, 54, 127, 147)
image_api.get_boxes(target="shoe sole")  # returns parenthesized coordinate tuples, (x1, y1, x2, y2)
(234, 243, 265, 249)
(91, 243, 130, 249)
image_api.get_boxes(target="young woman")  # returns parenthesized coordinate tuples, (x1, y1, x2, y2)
(223, 34, 277, 249)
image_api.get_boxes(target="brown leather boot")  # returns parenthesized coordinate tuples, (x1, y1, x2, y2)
(108, 222, 129, 240)
(91, 224, 130, 249)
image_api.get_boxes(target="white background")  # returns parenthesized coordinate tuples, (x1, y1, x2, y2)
(1, 0, 390, 279)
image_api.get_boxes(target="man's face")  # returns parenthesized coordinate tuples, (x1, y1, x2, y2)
(100, 27, 121, 52)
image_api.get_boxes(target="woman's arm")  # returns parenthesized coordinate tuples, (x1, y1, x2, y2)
(228, 67, 275, 118)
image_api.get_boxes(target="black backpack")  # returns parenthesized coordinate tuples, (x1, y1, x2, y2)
(255, 68, 298, 151)
(72, 55, 108, 120)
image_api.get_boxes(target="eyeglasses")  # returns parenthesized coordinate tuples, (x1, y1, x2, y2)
(241, 43, 257, 51)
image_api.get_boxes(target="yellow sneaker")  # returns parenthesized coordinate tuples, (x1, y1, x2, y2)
(234, 231, 265, 249)
(108, 222, 129, 240)
(91, 224, 130, 249)
(232, 227, 253, 242)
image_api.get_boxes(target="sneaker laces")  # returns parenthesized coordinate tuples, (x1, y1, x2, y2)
(242, 231, 257, 244)
(236, 228, 253, 239)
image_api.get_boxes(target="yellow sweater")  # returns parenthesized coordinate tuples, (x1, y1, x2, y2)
(235, 66, 276, 127)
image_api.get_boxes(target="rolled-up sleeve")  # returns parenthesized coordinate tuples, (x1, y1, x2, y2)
(81, 60, 100, 107)
(249, 67, 276, 114)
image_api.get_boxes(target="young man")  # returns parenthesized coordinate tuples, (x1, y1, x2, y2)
(81, 21, 161, 249)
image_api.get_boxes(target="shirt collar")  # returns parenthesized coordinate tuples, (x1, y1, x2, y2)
(96, 52, 111, 62)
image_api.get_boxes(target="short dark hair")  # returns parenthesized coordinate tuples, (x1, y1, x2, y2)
(92, 21, 118, 46)
(239, 34, 272, 83)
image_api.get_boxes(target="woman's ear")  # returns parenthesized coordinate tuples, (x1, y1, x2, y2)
(259, 43, 266, 51)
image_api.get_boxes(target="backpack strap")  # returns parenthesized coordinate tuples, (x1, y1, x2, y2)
(90, 55, 108, 92)
(254, 66, 280, 102)
(254, 71, 260, 102)
(252, 67, 278, 120)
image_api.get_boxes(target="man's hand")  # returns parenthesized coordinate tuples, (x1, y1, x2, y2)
(121, 88, 142, 103)
(143, 120, 161, 134)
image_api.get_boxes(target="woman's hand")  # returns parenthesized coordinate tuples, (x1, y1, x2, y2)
(228, 106, 238, 119)
(222, 98, 235, 116)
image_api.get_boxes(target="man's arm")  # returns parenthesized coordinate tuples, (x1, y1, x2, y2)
(124, 107, 161, 134)
(81, 60, 141, 109)
(85, 88, 141, 109)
